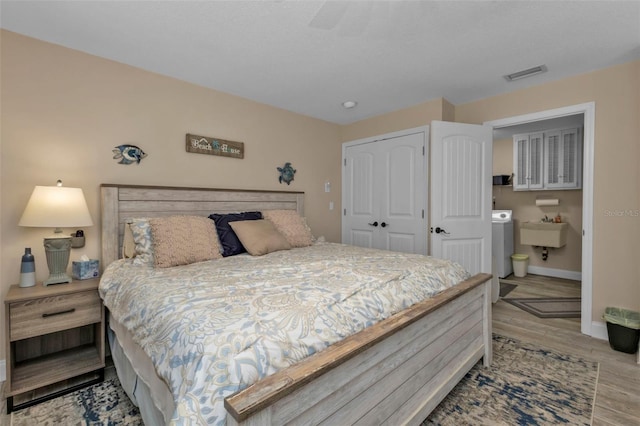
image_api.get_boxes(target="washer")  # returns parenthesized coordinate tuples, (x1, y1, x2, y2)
(492, 210, 514, 278)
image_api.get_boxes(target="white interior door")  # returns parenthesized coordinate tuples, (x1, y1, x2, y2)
(430, 121, 492, 275)
(342, 128, 427, 254)
(378, 134, 426, 254)
(342, 142, 377, 249)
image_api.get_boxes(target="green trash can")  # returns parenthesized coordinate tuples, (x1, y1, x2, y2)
(603, 307, 640, 354)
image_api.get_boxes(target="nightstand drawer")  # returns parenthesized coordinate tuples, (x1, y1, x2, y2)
(9, 291, 102, 341)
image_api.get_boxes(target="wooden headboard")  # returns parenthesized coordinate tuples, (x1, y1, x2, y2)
(100, 184, 305, 269)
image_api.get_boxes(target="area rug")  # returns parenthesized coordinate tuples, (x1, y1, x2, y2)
(10, 377, 141, 426)
(504, 297, 581, 318)
(499, 282, 518, 298)
(425, 334, 598, 425)
(11, 335, 597, 426)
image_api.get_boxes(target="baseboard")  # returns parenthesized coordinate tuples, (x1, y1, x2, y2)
(590, 321, 608, 341)
(0, 359, 5, 382)
(526, 265, 582, 281)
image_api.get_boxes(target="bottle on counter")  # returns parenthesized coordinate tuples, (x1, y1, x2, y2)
(19, 247, 36, 288)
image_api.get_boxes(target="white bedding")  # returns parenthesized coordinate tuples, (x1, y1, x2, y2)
(99, 242, 470, 425)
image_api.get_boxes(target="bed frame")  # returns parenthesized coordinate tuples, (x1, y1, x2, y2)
(100, 183, 492, 425)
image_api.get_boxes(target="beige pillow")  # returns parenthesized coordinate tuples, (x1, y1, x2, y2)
(262, 210, 313, 248)
(229, 220, 291, 256)
(149, 216, 222, 268)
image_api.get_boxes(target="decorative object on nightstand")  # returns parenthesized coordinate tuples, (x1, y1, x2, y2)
(19, 247, 36, 288)
(19, 180, 93, 285)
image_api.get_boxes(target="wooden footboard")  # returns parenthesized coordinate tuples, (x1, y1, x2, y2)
(225, 273, 492, 425)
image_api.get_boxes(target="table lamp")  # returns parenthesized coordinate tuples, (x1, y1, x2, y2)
(19, 180, 93, 285)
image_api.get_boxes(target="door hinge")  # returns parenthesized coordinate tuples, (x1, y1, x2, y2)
(422, 146, 425, 156)
(344, 158, 347, 166)
(344, 208, 346, 216)
(422, 209, 424, 218)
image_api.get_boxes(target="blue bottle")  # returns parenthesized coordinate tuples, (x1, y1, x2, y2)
(19, 247, 36, 287)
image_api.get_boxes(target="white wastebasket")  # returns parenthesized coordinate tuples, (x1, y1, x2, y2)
(511, 254, 529, 278)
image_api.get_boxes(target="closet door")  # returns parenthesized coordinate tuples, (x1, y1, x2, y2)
(343, 142, 378, 249)
(342, 129, 427, 254)
(378, 134, 426, 254)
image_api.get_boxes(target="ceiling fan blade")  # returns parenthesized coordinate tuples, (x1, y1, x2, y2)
(309, 1, 349, 30)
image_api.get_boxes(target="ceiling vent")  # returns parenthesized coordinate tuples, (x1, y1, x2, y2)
(504, 65, 548, 82)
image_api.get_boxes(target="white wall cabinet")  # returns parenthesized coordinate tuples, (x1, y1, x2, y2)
(513, 128, 582, 191)
(513, 132, 544, 190)
(544, 128, 582, 189)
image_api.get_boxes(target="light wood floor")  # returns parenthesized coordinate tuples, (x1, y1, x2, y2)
(496, 273, 640, 425)
(1, 274, 638, 425)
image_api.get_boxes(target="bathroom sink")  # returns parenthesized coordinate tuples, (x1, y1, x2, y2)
(520, 222, 568, 248)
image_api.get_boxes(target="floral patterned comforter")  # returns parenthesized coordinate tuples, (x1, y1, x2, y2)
(99, 242, 470, 425)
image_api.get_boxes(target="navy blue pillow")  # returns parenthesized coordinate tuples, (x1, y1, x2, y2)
(209, 212, 263, 257)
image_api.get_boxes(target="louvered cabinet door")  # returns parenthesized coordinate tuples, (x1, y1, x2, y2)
(513, 132, 544, 190)
(513, 134, 530, 190)
(544, 128, 582, 189)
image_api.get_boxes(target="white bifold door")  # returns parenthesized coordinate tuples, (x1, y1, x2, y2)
(342, 128, 427, 254)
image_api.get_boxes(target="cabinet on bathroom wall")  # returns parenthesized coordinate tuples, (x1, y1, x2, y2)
(513, 127, 582, 191)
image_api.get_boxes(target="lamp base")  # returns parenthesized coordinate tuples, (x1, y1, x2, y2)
(43, 236, 73, 286)
(44, 272, 73, 286)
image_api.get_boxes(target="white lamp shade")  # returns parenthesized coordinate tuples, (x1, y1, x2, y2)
(19, 185, 93, 228)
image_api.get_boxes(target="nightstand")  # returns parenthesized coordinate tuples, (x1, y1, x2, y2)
(4, 277, 105, 413)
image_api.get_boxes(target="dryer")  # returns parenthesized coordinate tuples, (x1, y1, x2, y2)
(492, 210, 514, 278)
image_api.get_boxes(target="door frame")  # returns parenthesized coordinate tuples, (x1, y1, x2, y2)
(341, 125, 429, 253)
(484, 102, 595, 337)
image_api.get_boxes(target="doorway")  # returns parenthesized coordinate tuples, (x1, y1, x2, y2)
(485, 102, 595, 337)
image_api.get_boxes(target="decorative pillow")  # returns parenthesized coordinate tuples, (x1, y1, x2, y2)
(262, 210, 313, 248)
(129, 219, 154, 265)
(122, 222, 136, 259)
(229, 220, 291, 256)
(209, 212, 263, 257)
(149, 216, 222, 268)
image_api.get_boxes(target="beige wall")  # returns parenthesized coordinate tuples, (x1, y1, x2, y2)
(493, 138, 582, 273)
(457, 60, 640, 321)
(340, 97, 451, 142)
(0, 31, 343, 358)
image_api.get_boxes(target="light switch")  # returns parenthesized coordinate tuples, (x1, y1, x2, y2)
(329, 201, 334, 210)
(325, 181, 331, 193)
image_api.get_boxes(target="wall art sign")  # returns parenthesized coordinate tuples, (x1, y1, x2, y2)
(186, 134, 244, 159)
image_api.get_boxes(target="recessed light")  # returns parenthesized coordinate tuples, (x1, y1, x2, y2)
(342, 100, 358, 109)
(504, 65, 548, 82)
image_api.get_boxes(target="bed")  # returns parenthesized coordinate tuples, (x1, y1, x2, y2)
(99, 183, 492, 425)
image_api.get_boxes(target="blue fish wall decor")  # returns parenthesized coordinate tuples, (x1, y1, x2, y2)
(277, 162, 296, 185)
(113, 144, 147, 165)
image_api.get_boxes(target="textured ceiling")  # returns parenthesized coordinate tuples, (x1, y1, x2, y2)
(1, 1, 639, 124)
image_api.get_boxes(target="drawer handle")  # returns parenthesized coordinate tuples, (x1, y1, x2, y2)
(42, 308, 76, 318)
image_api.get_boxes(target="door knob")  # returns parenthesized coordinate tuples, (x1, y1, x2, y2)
(368, 221, 379, 227)
(431, 226, 450, 235)
(380, 222, 387, 228)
